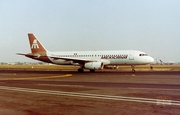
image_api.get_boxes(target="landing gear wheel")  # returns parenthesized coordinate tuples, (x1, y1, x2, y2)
(90, 69, 95, 72)
(78, 68, 84, 72)
(132, 69, 135, 73)
(131, 65, 136, 73)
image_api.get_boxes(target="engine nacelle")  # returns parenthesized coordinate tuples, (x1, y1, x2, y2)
(104, 65, 119, 69)
(84, 62, 103, 70)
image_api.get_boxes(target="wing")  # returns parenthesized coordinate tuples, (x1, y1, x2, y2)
(49, 56, 111, 66)
(49, 56, 97, 63)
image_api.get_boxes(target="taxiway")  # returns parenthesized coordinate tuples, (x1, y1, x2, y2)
(0, 69, 179, 115)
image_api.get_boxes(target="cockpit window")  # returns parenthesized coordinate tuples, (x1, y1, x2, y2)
(139, 54, 148, 56)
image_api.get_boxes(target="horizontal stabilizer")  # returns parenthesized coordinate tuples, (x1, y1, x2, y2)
(16, 53, 27, 56)
(17, 53, 40, 58)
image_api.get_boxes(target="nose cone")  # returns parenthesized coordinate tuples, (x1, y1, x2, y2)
(148, 56, 154, 64)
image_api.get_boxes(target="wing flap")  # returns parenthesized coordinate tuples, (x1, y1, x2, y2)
(49, 56, 95, 62)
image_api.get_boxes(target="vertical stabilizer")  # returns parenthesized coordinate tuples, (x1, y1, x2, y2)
(28, 33, 47, 54)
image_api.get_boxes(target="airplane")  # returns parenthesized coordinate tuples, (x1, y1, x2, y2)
(17, 33, 154, 73)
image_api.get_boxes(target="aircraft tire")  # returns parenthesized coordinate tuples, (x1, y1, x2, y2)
(132, 69, 135, 73)
(78, 68, 84, 72)
(90, 69, 95, 72)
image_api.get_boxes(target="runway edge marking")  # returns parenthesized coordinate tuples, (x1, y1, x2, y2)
(0, 86, 179, 106)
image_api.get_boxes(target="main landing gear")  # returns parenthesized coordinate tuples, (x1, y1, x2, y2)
(131, 65, 136, 73)
(78, 68, 84, 72)
(90, 69, 95, 72)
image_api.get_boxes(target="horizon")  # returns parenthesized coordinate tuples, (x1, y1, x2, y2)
(1, 0, 180, 62)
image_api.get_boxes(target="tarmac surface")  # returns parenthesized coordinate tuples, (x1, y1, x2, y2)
(0, 69, 179, 115)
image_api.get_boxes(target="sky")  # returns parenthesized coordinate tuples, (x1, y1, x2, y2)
(0, 0, 180, 62)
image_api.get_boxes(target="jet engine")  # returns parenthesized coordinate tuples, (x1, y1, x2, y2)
(84, 62, 103, 70)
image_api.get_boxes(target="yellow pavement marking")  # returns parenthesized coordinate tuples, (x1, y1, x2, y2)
(132, 74, 136, 76)
(0, 74, 72, 80)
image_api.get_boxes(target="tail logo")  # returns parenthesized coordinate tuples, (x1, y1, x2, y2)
(31, 39, 39, 49)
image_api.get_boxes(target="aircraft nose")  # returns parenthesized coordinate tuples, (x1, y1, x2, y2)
(148, 56, 154, 64)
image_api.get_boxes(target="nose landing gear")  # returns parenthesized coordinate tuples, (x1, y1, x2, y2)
(131, 65, 135, 73)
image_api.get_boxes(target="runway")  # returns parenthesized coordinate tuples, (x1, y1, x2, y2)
(0, 86, 179, 105)
(0, 70, 180, 115)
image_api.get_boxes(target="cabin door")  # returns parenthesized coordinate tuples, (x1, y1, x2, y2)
(129, 51, 134, 60)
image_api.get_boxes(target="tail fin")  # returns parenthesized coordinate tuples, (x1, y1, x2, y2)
(28, 33, 47, 54)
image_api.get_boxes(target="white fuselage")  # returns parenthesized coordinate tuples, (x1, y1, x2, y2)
(46, 50, 154, 66)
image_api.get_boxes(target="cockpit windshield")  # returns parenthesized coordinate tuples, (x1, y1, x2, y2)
(139, 54, 148, 56)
